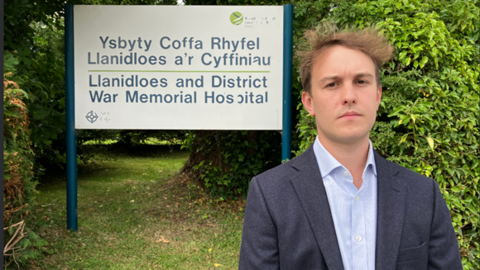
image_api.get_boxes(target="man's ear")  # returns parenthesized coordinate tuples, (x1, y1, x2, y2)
(376, 86, 382, 110)
(302, 91, 315, 116)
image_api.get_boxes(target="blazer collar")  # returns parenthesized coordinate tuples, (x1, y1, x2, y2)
(289, 145, 345, 270)
(373, 151, 406, 270)
(288, 146, 406, 270)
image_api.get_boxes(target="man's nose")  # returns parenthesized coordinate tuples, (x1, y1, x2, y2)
(341, 83, 356, 105)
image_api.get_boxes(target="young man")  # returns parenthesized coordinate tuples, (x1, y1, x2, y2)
(239, 26, 462, 270)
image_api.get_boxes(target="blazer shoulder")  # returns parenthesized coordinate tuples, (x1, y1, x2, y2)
(254, 156, 298, 185)
(254, 147, 315, 187)
(375, 151, 436, 190)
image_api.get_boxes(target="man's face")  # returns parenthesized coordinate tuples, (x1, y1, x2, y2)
(302, 45, 382, 146)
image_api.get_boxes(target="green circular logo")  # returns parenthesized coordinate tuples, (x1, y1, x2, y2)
(230, 12, 243, 26)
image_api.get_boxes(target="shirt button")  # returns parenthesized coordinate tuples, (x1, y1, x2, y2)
(356, 235, 362, 242)
(355, 195, 360, 201)
(344, 171, 349, 176)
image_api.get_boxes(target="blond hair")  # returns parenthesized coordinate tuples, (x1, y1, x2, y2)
(299, 23, 394, 94)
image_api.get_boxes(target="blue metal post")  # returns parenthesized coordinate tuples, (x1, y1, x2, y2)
(282, 4, 293, 161)
(65, 3, 78, 231)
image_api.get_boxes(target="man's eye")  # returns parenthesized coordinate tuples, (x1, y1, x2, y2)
(326, 82, 337, 88)
(357, 80, 367, 84)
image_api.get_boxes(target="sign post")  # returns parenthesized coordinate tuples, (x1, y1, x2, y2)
(282, 4, 293, 161)
(65, 3, 77, 231)
(65, 4, 293, 231)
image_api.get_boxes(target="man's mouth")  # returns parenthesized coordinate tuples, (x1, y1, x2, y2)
(339, 111, 361, 119)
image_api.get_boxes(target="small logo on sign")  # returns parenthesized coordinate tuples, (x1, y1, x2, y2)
(86, 111, 98, 123)
(230, 12, 243, 25)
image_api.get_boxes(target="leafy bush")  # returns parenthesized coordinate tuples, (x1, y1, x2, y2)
(295, 0, 479, 268)
(4, 53, 48, 268)
(182, 131, 281, 198)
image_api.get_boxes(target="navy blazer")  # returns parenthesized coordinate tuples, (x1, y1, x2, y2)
(239, 146, 463, 270)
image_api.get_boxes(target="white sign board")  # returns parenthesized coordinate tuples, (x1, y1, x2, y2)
(74, 6, 284, 130)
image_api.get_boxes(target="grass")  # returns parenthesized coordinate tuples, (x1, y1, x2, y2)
(28, 144, 245, 269)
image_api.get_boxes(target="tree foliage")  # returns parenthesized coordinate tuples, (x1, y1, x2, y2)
(3, 53, 48, 268)
(295, 0, 480, 268)
(5, 0, 69, 174)
(4, 0, 179, 173)
(182, 130, 281, 198)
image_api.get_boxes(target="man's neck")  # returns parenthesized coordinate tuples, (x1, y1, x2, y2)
(317, 135, 370, 189)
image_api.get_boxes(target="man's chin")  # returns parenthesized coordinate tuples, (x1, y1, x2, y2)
(321, 132, 370, 146)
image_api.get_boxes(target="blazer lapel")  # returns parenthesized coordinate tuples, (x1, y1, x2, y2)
(289, 146, 345, 270)
(374, 151, 407, 270)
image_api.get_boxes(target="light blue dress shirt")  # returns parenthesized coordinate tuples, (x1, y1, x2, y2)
(313, 137, 377, 270)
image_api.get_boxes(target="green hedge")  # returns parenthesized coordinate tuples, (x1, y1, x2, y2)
(182, 130, 281, 198)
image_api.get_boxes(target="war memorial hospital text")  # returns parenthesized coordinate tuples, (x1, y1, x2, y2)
(85, 36, 271, 104)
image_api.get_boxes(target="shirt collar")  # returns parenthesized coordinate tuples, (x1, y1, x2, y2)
(313, 136, 377, 178)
